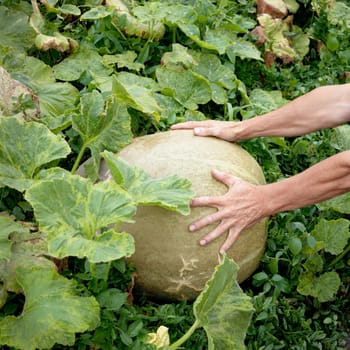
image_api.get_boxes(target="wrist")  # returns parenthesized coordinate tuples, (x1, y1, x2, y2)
(234, 120, 256, 141)
(258, 180, 292, 217)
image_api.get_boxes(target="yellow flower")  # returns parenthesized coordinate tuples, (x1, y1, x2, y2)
(147, 325, 170, 348)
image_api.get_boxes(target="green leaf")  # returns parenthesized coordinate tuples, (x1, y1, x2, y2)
(0, 266, 100, 350)
(80, 6, 114, 20)
(156, 67, 212, 110)
(0, 117, 71, 191)
(37, 82, 79, 130)
(243, 88, 288, 118)
(318, 192, 350, 214)
(311, 218, 350, 255)
(288, 237, 302, 255)
(191, 51, 236, 104)
(153, 93, 184, 123)
(0, 7, 35, 51)
(328, 1, 350, 25)
(162, 44, 197, 69)
(142, 3, 196, 26)
(333, 125, 350, 151)
(0, 229, 50, 293)
(102, 51, 145, 72)
(0, 213, 28, 261)
(203, 27, 238, 55)
(291, 25, 310, 61)
(102, 151, 193, 215)
(226, 39, 263, 61)
(53, 47, 112, 82)
(177, 23, 218, 52)
(59, 4, 81, 16)
(284, 0, 300, 13)
(11, 56, 56, 85)
(72, 91, 132, 178)
(297, 271, 341, 302)
(73, 90, 105, 141)
(113, 74, 162, 118)
(25, 174, 136, 262)
(193, 255, 254, 350)
(97, 288, 128, 311)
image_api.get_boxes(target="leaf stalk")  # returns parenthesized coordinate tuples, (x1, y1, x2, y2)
(168, 319, 200, 350)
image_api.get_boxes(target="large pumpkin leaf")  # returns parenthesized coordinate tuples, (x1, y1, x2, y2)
(25, 174, 136, 262)
(37, 82, 79, 130)
(0, 57, 79, 130)
(156, 67, 212, 110)
(203, 27, 238, 55)
(0, 117, 71, 191)
(0, 266, 100, 350)
(0, 229, 50, 293)
(311, 218, 350, 255)
(102, 51, 145, 72)
(226, 39, 263, 62)
(318, 192, 350, 214)
(10, 55, 56, 85)
(102, 151, 193, 215)
(191, 51, 237, 104)
(113, 74, 162, 118)
(177, 23, 218, 52)
(53, 46, 112, 82)
(193, 255, 254, 350)
(297, 271, 341, 303)
(242, 88, 288, 119)
(72, 90, 132, 179)
(0, 6, 35, 51)
(0, 213, 28, 261)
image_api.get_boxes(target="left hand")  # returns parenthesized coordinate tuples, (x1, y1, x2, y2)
(189, 169, 268, 254)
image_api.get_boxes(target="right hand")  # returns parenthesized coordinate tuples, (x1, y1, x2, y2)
(171, 120, 244, 142)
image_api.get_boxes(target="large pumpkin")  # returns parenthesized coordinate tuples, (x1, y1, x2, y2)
(99, 130, 267, 301)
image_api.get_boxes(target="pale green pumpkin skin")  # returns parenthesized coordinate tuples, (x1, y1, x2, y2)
(100, 130, 268, 301)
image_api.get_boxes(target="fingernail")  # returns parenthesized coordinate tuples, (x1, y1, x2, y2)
(200, 239, 207, 246)
(194, 127, 201, 135)
(189, 224, 196, 231)
(219, 249, 225, 254)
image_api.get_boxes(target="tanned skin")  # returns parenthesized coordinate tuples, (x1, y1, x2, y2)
(171, 84, 350, 253)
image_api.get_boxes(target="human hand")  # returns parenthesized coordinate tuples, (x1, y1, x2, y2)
(171, 120, 245, 142)
(189, 169, 268, 253)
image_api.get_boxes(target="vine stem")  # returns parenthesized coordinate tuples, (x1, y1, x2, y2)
(169, 319, 200, 350)
(71, 145, 87, 174)
(31, 0, 40, 14)
(329, 243, 350, 267)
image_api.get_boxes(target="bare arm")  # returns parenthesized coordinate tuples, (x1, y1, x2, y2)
(191, 150, 350, 253)
(171, 83, 350, 141)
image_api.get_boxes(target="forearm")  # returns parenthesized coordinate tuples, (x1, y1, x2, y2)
(260, 150, 350, 216)
(238, 84, 350, 140)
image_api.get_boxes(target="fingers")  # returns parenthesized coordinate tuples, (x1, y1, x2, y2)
(211, 169, 238, 187)
(197, 220, 233, 245)
(189, 209, 222, 232)
(198, 222, 242, 254)
(171, 121, 221, 138)
(219, 227, 241, 254)
(190, 195, 221, 208)
(170, 121, 214, 130)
